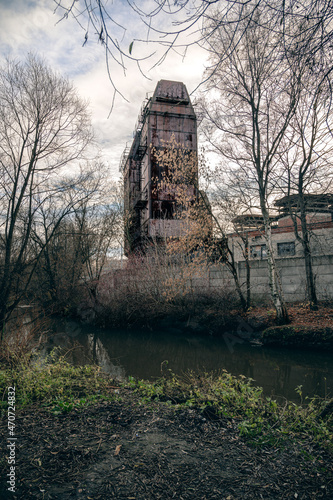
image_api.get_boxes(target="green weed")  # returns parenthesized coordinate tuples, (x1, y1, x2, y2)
(126, 370, 333, 452)
(0, 349, 115, 415)
(1, 352, 332, 453)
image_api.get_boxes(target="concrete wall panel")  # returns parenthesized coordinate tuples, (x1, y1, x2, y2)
(205, 254, 333, 302)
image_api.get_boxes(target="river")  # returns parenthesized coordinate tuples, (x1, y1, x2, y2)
(39, 317, 333, 403)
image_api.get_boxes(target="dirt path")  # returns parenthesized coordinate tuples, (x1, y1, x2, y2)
(1, 389, 332, 499)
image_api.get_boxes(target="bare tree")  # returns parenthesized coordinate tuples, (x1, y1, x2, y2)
(32, 170, 122, 314)
(276, 83, 333, 308)
(53, 0, 217, 106)
(0, 55, 94, 331)
(151, 136, 250, 311)
(71, 174, 123, 303)
(198, 8, 308, 323)
(210, 185, 254, 310)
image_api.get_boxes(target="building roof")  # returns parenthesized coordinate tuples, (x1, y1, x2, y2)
(232, 214, 278, 230)
(275, 194, 333, 214)
(152, 80, 190, 104)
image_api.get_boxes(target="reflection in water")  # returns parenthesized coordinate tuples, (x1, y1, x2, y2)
(46, 319, 333, 402)
(88, 334, 125, 380)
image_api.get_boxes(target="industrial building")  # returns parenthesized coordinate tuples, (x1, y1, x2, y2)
(229, 194, 333, 262)
(222, 194, 333, 301)
(120, 80, 198, 255)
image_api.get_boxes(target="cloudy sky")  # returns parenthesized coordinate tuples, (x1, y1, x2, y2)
(0, 0, 208, 179)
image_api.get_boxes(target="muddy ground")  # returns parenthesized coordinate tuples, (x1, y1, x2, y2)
(1, 388, 332, 500)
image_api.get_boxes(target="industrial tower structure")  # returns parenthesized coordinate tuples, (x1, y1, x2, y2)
(120, 80, 198, 255)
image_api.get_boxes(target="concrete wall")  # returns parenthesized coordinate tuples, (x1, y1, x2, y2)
(209, 254, 333, 302)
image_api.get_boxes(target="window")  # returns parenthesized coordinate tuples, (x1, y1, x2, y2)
(250, 244, 267, 259)
(152, 200, 174, 219)
(277, 242, 295, 257)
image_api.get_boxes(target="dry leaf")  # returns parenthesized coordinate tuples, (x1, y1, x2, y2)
(114, 444, 122, 456)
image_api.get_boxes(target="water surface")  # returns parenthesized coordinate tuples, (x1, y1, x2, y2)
(46, 318, 333, 402)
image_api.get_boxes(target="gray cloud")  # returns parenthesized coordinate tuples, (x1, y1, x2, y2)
(0, 0, 207, 179)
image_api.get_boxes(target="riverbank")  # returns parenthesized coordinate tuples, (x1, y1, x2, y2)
(1, 357, 332, 499)
(244, 302, 333, 350)
(81, 300, 333, 350)
(151, 301, 333, 349)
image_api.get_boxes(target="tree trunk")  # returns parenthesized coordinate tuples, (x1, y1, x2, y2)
(243, 233, 251, 310)
(0, 310, 6, 342)
(224, 259, 248, 312)
(299, 195, 318, 309)
(263, 213, 289, 325)
(304, 246, 318, 309)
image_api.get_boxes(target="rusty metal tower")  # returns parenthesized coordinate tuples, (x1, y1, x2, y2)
(120, 80, 198, 255)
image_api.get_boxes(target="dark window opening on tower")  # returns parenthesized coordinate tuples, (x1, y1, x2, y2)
(162, 201, 174, 219)
(151, 161, 169, 181)
(152, 200, 175, 219)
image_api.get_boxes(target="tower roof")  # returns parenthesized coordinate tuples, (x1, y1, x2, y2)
(152, 80, 190, 104)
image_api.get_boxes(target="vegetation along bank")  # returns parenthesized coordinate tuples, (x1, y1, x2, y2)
(0, 348, 332, 499)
